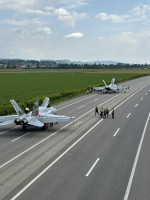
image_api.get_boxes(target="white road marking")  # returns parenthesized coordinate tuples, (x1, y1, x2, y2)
(123, 112, 150, 200)
(135, 104, 138, 108)
(57, 94, 98, 111)
(127, 113, 131, 118)
(86, 158, 100, 177)
(113, 128, 120, 137)
(94, 98, 100, 101)
(10, 84, 150, 200)
(78, 105, 85, 109)
(11, 132, 30, 142)
(141, 97, 143, 100)
(0, 126, 19, 135)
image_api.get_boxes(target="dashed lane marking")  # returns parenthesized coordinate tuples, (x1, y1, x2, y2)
(127, 113, 131, 118)
(11, 132, 30, 142)
(113, 128, 120, 137)
(78, 105, 85, 109)
(86, 158, 100, 177)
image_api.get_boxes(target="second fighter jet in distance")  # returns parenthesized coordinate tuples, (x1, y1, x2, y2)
(94, 78, 127, 93)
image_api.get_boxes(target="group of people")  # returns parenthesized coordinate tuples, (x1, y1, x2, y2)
(95, 106, 114, 119)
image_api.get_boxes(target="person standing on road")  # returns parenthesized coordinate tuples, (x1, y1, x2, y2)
(106, 108, 109, 118)
(100, 107, 104, 118)
(103, 109, 106, 119)
(95, 106, 99, 115)
(112, 109, 114, 119)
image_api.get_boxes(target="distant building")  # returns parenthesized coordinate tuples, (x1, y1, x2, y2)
(16, 65, 21, 69)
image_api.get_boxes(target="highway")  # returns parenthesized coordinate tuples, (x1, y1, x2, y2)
(0, 76, 150, 200)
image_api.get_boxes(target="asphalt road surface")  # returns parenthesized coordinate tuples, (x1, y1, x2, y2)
(0, 76, 150, 200)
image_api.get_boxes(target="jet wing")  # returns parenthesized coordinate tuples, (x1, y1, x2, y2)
(0, 115, 18, 123)
(28, 119, 44, 127)
(118, 85, 127, 90)
(112, 85, 127, 91)
(93, 86, 105, 91)
(0, 119, 15, 126)
(39, 114, 73, 123)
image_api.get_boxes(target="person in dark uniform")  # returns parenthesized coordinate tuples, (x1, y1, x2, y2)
(95, 106, 99, 115)
(112, 109, 114, 119)
(106, 108, 109, 118)
(103, 109, 106, 119)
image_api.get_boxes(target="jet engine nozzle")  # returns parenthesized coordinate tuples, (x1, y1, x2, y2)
(14, 118, 21, 125)
(21, 118, 28, 125)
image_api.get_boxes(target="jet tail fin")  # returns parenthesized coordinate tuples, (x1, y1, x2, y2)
(32, 100, 39, 116)
(41, 97, 49, 107)
(103, 80, 107, 87)
(111, 78, 115, 86)
(10, 100, 24, 116)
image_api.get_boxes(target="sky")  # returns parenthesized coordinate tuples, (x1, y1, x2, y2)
(0, 0, 150, 64)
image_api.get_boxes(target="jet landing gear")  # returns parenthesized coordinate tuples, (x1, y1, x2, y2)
(42, 123, 49, 130)
(22, 125, 26, 131)
(42, 123, 54, 130)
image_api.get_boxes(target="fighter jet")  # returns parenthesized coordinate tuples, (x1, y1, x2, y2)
(94, 78, 127, 93)
(0, 98, 74, 130)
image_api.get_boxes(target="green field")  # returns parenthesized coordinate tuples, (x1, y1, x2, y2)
(0, 69, 150, 115)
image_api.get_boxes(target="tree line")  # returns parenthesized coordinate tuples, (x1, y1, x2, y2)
(0, 59, 150, 69)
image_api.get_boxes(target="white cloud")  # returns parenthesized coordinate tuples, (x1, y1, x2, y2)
(5, 17, 44, 26)
(14, 9, 51, 22)
(130, 5, 150, 23)
(0, 0, 88, 10)
(132, 5, 150, 15)
(0, 0, 34, 10)
(33, 27, 52, 35)
(110, 32, 137, 43)
(65, 32, 84, 38)
(96, 5, 150, 24)
(98, 36, 105, 40)
(44, 6, 55, 11)
(25, 9, 51, 16)
(4, 19, 29, 26)
(96, 12, 130, 23)
(54, 8, 69, 16)
(6, 9, 51, 27)
(98, 30, 150, 51)
(57, 0, 89, 9)
(54, 8, 87, 27)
